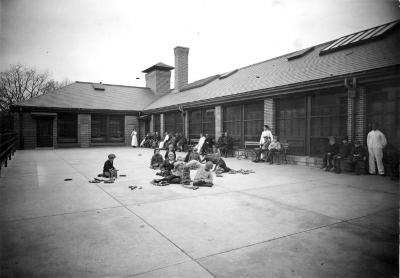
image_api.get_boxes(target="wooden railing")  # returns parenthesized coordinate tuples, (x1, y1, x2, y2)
(0, 132, 17, 174)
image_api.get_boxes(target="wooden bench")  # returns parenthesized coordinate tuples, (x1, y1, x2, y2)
(244, 141, 259, 149)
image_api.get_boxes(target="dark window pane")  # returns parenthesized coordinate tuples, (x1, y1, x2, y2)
(57, 113, 77, 143)
(109, 115, 124, 142)
(91, 115, 107, 142)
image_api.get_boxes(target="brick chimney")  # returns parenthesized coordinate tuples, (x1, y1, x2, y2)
(174, 46, 189, 90)
(142, 62, 174, 95)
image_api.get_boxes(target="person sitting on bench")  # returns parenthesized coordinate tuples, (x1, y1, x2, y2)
(253, 136, 271, 163)
(350, 140, 367, 175)
(267, 137, 281, 165)
(321, 136, 339, 172)
(333, 136, 352, 174)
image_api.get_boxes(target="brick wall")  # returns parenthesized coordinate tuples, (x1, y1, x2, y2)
(78, 114, 90, 147)
(184, 111, 189, 138)
(145, 70, 171, 95)
(347, 93, 355, 142)
(160, 113, 165, 136)
(264, 98, 275, 134)
(355, 87, 367, 145)
(215, 105, 222, 139)
(125, 116, 138, 145)
(174, 46, 189, 90)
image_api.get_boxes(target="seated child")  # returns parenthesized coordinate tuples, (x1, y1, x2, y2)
(333, 136, 352, 174)
(350, 140, 367, 175)
(152, 161, 185, 185)
(253, 136, 270, 163)
(150, 148, 164, 169)
(203, 153, 231, 173)
(177, 134, 187, 152)
(267, 137, 281, 165)
(184, 148, 201, 163)
(159, 152, 176, 177)
(193, 161, 214, 187)
(164, 144, 176, 160)
(103, 153, 118, 178)
(321, 136, 339, 171)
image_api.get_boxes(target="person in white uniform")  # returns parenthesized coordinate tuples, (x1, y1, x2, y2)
(130, 128, 138, 147)
(367, 122, 387, 175)
(194, 133, 206, 154)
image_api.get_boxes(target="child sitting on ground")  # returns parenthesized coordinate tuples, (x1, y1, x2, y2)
(321, 136, 339, 171)
(202, 153, 231, 173)
(193, 161, 214, 187)
(184, 147, 201, 163)
(159, 152, 176, 177)
(164, 144, 176, 160)
(350, 140, 367, 175)
(267, 137, 281, 165)
(103, 153, 118, 178)
(333, 136, 352, 174)
(150, 148, 164, 169)
(152, 160, 185, 186)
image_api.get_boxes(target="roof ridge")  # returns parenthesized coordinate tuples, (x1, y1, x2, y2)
(75, 81, 149, 89)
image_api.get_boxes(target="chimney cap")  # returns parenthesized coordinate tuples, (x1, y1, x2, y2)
(142, 62, 174, 73)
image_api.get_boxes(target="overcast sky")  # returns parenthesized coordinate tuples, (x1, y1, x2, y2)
(1, 0, 399, 87)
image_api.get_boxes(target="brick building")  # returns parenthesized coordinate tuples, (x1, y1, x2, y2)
(11, 21, 400, 162)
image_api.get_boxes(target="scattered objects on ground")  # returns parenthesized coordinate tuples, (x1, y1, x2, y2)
(64, 178, 73, 181)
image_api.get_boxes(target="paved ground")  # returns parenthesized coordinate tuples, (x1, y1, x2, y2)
(0, 147, 398, 278)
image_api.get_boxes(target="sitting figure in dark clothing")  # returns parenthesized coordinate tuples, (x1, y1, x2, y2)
(202, 153, 231, 173)
(103, 153, 118, 178)
(159, 152, 176, 177)
(217, 131, 234, 158)
(164, 144, 176, 160)
(204, 134, 214, 154)
(321, 136, 339, 172)
(150, 148, 164, 169)
(383, 143, 399, 180)
(176, 133, 187, 152)
(333, 136, 352, 174)
(350, 140, 367, 175)
(152, 161, 185, 185)
(253, 137, 271, 163)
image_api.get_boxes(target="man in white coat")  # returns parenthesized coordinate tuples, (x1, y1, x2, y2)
(367, 122, 387, 175)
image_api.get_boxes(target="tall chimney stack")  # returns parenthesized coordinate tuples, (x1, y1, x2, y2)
(142, 62, 174, 95)
(174, 46, 189, 90)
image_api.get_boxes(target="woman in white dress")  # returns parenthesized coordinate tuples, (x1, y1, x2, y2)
(194, 133, 206, 154)
(131, 128, 138, 147)
(159, 132, 170, 149)
(259, 125, 273, 160)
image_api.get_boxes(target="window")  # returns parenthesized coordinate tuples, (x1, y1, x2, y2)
(276, 97, 306, 155)
(164, 111, 183, 135)
(223, 105, 242, 147)
(367, 86, 400, 150)
(189, 108, 215, 140)
(153, 114, 160, 134)
(310, 93, 347, 155)
(57, 113, 77, 143)
(243, 102, 264, 141)
(91, 114, 124, 143)
(223, 101, 264, 147)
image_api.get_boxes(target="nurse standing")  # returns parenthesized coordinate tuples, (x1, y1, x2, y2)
(131, 128, 138, 148)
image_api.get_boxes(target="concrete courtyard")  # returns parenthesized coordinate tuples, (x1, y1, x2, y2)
(0, 147, 398, 278)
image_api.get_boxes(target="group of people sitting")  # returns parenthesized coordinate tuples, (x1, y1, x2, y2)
(140, 132, 188, 151)
(141, 130, 235, 158)
(149, 146, 232, 188)
(191, 132, 234, 157)
(321, 123, 399, 179)
(252, 125, 282, 164)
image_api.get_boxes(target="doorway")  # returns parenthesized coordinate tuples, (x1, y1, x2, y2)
(37, 117, 54, 147)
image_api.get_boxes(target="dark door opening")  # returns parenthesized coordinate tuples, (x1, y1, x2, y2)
(37, 117, 54, 147)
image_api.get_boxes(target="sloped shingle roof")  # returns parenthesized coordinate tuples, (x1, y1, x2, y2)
(145, 22, 400, 111)
(14, 82, 157, 111)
